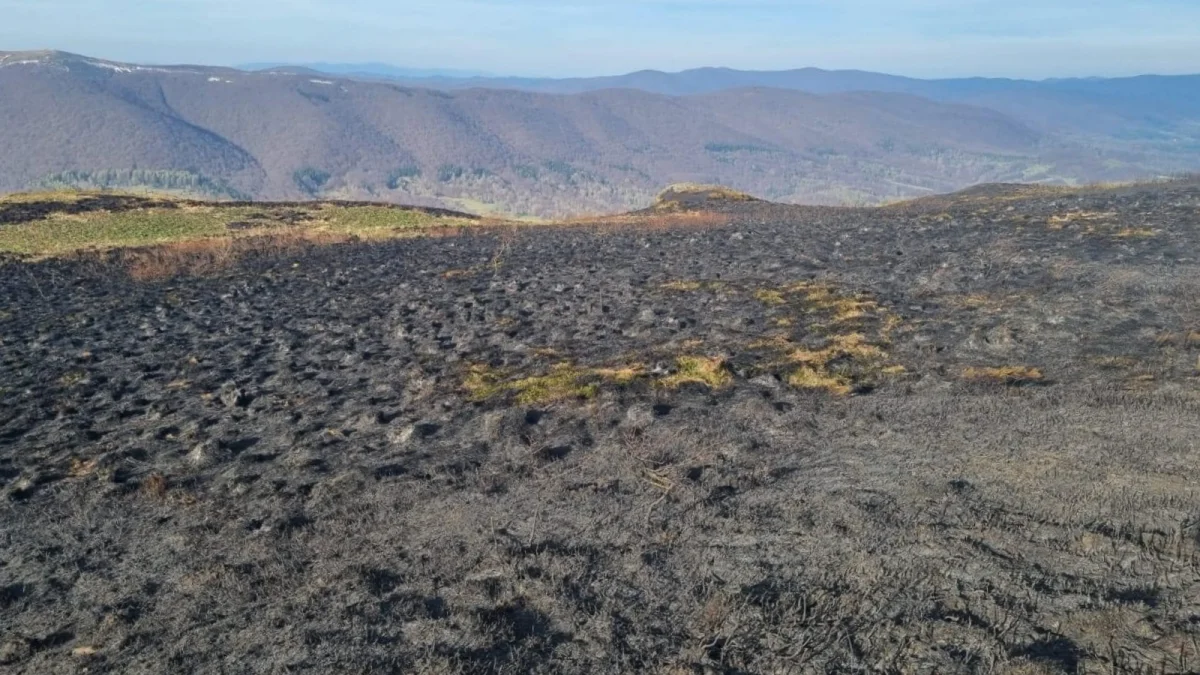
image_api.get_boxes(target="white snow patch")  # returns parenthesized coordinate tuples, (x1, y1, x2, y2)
(84, 59, 194, 74)
(88, 61, 134, 73)
(309, 79, 335, 85)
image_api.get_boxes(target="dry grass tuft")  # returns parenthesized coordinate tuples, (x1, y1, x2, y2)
(124, 232, 348, 281)
(463, 365, 517, 402)
(788, 366, 852, 395)
(955, 293, 1001, 310)
(752, 280, 887, 326)
(69, 457, 97, 478)
(1046, 210, 1114, 229)
(659, 356, 732, 390)
(754, 289, 786, 306)
(782, 334, 892, 395)
(1114, 227, 1157, 238)
(463, 362, 647, 404)
(1094, 356, 1137, 370)
(462, 278, 899, 402)
(592, 366, 647, 384)
(652, 183, 757, 212)
(788, 333, 885, 364)
(742, 280, 903, 394)
(652, 181, 753, 210)
(57, 370, 87, 387)
(142, 473, 168, 499)
(507, 367, 600, 405)
(126, 237, 237, 281)
(962, 366, 1045, 385)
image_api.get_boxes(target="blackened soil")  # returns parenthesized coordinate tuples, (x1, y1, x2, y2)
(3, 181, 1200, 673)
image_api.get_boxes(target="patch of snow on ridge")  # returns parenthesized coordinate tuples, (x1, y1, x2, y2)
(309, 79, 335, 85)
(0, 52, 50, 67)
(83, 59, 198, 74)
(87, 60, 134, 73)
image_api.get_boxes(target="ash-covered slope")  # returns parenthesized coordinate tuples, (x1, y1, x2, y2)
(3, 180, 1200, 673)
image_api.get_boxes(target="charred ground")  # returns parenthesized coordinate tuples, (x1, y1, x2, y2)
(3, 180, 1200, 673)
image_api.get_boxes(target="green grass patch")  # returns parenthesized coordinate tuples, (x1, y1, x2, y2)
(0, 205, 259, 256)
(313, 205, 468, 235)
(658, 356, 732, 390)
(464, 362, 648, 404)
(0, 193, 480, 257)
(464, 363, 599, 404)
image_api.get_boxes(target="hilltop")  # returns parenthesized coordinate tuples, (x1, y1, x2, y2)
(1, 51, 1197, 216)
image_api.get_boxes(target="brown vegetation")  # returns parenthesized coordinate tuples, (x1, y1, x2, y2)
(962, 365, 1046, 385)
(651, 184, 758, 212)
(123, 232, 349, 281)
(576, 210, 732, 233)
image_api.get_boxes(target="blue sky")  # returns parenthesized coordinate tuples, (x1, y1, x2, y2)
(1, 0, 1198, 78)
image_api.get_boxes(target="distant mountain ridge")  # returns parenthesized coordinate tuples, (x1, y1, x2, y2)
(1, 50, 1198, 216)
(239, 62, 494, 79)
(335, 65, 1200, 137)
(233, 60, 1200, 97)
(272, 61, 1200, 105)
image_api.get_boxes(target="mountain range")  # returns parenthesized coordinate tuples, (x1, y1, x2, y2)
(1, 50, 1198, 216)
(240, 62, 494, 79)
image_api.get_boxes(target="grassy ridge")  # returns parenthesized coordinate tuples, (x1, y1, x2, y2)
(0, 192, 482, 257)
(0, 205, 261, 256)
(0, 185, 750, 258)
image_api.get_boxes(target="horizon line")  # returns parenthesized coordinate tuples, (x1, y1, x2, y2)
(5, 47, 1200, 83)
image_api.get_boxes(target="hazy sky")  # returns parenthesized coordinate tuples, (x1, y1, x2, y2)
(1, 0, 1198, 78)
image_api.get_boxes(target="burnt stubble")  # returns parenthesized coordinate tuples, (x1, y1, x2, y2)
(3, 180, 1200, 673)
